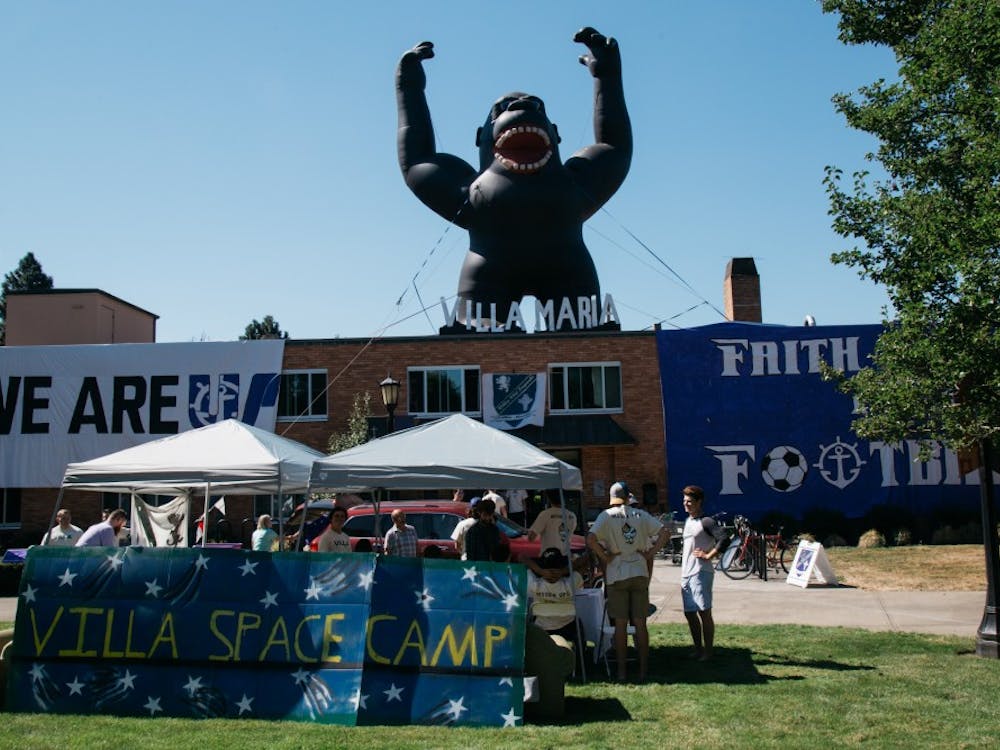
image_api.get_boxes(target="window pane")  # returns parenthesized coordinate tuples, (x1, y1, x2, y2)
(464, 369, 480, 412)
(408, 371, 424, 413)
(583, 366, 604, 409)
(604, 366, 622, 408)
(550, 368, 565, 410)
(567, 367, 582, 410)
(343, 516, 375, 537)
(309, 373, 327, 416)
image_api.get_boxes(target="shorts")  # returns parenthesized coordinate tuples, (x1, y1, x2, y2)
(606, 576, 649, 621)
(681, 566, 714, 612)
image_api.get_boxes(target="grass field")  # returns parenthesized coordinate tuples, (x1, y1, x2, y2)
(1, 546, 997, 747)
(0, 624, 996, 748)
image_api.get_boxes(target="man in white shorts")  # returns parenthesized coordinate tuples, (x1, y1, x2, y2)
(680, 485, 730, 661)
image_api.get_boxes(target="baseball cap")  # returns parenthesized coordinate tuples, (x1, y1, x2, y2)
(609, 481, 630, 506)
(628, 493, 639, 506)
(537, 547, 569, 569)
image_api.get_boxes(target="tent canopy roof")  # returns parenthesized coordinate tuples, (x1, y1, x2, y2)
(310, 414, 582, 491)
(62, 419, 324, 494)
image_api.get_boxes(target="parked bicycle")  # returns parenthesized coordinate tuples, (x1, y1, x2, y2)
(720, 516, 800, 579)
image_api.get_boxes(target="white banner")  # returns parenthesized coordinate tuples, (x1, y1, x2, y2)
(481, 373, 546, 430)
(0, 340, 285, 486)
(131, 494, 191, 548)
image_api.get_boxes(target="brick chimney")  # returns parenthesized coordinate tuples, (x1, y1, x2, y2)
(723, 257, 762, 322)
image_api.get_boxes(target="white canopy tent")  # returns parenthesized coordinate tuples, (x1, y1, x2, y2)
(51, 419, 324, 545)
(309, 413, 582, 492)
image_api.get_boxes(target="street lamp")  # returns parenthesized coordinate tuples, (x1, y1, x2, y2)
(379, 374, 400, 434)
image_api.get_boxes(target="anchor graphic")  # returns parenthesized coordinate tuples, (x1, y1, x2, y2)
(813, 436, 866, 489)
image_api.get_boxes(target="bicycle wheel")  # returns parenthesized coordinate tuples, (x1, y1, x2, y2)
(721, 541, 754, 579)
(779, 539, 799, 573)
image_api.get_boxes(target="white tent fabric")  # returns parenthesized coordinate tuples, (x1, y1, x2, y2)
(310, 413, 582, 491)
(62, 419, 324, 494)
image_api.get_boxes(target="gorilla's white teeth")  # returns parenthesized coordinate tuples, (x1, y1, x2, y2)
(494, 125, 552, 149)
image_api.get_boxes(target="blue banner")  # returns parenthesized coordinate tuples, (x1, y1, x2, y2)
(5, 547, 526, 727)
(657, 323, 984, 520)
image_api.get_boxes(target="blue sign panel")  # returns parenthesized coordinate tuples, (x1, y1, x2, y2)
(657, 323, 984, 520)
(5, 547, 525, 727)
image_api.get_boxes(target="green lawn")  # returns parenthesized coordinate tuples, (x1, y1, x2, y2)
(2, 623, 997, 748)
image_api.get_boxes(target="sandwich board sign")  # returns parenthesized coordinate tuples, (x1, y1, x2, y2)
(785, 540, 839, 588)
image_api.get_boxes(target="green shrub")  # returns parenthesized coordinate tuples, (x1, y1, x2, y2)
(824, 534, 847, 548)
(894, 528, 912, 546)
(858, 529, 886, 548)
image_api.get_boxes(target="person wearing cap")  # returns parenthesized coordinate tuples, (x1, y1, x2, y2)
(680, 484, 729, 661)
(450, 497, 481, 560)
(525, 547, 585, 670)
(587, 480, 668, 682)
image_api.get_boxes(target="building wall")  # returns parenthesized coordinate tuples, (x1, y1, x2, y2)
(277, 330, 667, 518)
(6, 291, 157, 346)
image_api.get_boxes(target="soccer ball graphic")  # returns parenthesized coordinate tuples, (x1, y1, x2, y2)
(761, 445, 808, 492)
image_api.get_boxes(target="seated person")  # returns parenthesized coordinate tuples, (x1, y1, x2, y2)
(525, 547, 585, 671)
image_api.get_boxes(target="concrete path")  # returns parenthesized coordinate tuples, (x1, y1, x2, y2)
(0, 558, 985, 637)
(647, 558, 984, 637)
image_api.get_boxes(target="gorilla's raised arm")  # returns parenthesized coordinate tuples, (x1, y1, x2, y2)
(396, 42, 476, 224)
(567, 27, 633, 207)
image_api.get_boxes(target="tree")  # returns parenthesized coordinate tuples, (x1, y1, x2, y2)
(1, 252, 55, 345)
(327, 392, 373, 454)
(822, 0, 1000, 453)
(239, 315, 288, 341)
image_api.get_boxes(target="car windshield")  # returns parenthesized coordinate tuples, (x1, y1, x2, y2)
(495, 515, 526, 538)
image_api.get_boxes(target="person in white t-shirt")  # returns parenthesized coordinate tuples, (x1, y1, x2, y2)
(482, 490, 507, 518)
(315, 507, 352, 553)
(506, 489, 528, 526)
(42, 509, 83, 547)
(587, 481, 667, 682)
(528, 493, 577, 553)
(450, 498, 481, 560)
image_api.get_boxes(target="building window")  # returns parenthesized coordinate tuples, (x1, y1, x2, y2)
(549, 362, 622, 412)
(407, 367, 481, 417)
(0, 488, 22, 528)
(278, 370, 327, 421)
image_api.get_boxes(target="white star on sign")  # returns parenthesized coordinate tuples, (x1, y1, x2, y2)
(383, 683, 404, 702)
(58, 568, 77, 587)
(29, 663, 45, 681)
(446, 697, 468, 721)
(22, 584, 37, 603)
(119, 670, 137, 691)
(498, 677, 514, 687)
(183, 675, 204, 696)
(304, 578, 323, 601)
(66, 676, 84, 695)
(502, 592, 520, 612)
(145, 579, 163, 598)
(351, 689, 369, 711)
(143, 696, 162, 715)
(415, 588, 435, 611)
(195, 555, 209, 571)
(501, 707, 521, 727)
(239, 559, 259, 577)
(236, 693, 254, 715)
(359, 570, 374, 590)
(291, 668, 310, 686)
(107, 553, 124, 570)
(260, 591, 279, 609)
(461, 566, 478, 582)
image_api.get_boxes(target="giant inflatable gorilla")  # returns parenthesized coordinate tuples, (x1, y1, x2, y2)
(396, 27, 632, 331)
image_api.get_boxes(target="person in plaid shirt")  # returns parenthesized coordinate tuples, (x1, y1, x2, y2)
(384, 509, 419, 557)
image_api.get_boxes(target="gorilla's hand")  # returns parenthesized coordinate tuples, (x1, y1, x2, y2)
(573, 27, 621, 78)
(398, 41, 435, 89)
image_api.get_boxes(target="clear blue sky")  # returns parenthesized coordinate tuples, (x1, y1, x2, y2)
(1, 1, 897, 342)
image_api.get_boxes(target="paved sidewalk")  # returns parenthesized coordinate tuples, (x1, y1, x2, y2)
(647, 558, 984, 637)
(0, 558, 985, 638)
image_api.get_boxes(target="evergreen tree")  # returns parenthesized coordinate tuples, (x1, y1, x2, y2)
(1, 252, 55, 345)
(239, 315, 288, 341)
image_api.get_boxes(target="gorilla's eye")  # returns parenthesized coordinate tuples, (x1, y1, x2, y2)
(491, 98, 516, 122)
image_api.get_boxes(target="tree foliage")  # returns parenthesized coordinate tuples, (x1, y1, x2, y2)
(327, 391, 373, 454)
(822, 0, 1000, 451)
(239, 315, 288, 341)
(1, 252, 55, 345)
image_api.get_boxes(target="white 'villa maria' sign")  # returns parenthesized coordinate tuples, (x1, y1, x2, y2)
(440, 294, 620, 333)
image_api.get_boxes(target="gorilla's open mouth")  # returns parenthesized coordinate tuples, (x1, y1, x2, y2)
(494, 126, 552, 173)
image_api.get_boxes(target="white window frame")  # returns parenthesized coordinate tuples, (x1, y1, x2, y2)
(277, 369, 328, 422)
(548, 361, 623, 414)
(407, 365, 482, 418)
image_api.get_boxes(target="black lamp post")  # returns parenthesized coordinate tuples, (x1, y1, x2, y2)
(976, 437, 1000, 658)
(379, 374, 401, 434)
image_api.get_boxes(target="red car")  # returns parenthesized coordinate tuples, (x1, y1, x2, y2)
(286, 499, 586, 562)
